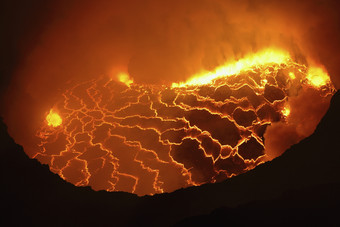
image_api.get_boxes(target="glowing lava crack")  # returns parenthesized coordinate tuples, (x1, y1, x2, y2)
(35, 50, 335, 195)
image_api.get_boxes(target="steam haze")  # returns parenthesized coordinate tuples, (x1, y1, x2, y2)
(1, 0, 339, 165)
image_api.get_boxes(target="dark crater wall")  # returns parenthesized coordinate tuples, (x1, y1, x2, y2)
(1, 90, 339, 226)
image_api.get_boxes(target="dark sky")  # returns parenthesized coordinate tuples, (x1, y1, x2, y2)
(1, 1, 46, 102)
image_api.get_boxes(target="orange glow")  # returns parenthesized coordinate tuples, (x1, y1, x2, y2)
(33, 54, 335, 195)
(118, 73, 133, 87)
(281, 107, 290, 117)
(288, 72, 296, 79)
(172, 48, 290, 87)
(46, 109, 62, 127)
(2, 0, 339, 199)
(306, 67, 330, 87)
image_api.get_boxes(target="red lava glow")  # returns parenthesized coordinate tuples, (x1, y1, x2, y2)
(33, 49, 334, 196)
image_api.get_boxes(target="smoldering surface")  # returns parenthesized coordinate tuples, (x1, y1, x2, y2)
(1, 0, 339, 166)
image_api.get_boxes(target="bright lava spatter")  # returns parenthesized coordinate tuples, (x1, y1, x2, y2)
(46, 109, 62, 127)
(35, 52, 335, 196)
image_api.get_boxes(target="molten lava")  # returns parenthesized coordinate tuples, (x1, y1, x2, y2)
(307, 67, 330, 87)
(172, 48, 290, 87)
(34, 49, 335, 195)
(281, 106, 291, 118)
(117, 73, 134, 87)
(46, 109, 62, 127)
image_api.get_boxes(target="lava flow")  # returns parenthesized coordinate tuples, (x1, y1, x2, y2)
(34, 49, 335, 196)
